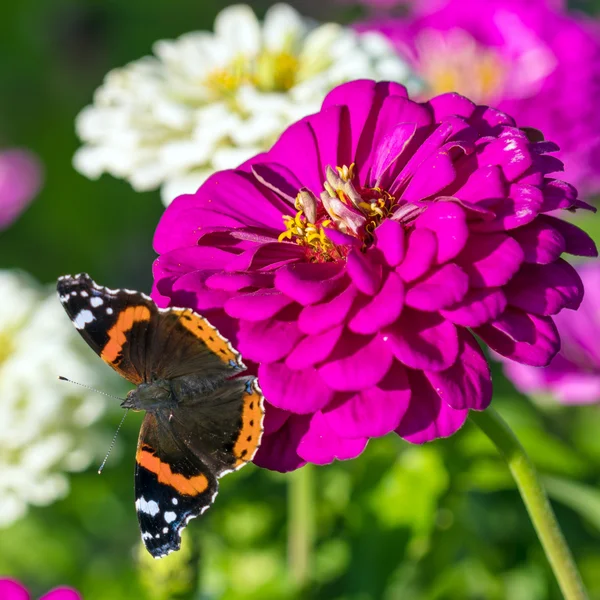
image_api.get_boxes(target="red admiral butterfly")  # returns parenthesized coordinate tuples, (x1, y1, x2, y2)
(57, 273, 264, 558)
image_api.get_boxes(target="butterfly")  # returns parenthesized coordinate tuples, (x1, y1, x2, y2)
(57, 273, 264, 558)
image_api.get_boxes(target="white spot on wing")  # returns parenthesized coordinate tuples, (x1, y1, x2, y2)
(80, 291, 88, 297)
(74, 310, 94, 329)
(172, 498, 178, 505)
(164, 511, 177, 523)
(106, 307, 114, 315)
(136, 497, 160, 516)
(162, 527, 168, 534)
(90, 296, 104, 307)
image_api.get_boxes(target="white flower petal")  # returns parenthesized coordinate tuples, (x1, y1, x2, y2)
(263, 3, 307, 51)
(214, 4, 261, 56)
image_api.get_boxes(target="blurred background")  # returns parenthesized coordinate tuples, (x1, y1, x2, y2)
(1, 1, 600, 599)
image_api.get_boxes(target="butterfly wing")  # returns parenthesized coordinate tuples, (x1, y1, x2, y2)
(135, 413, 218, 558)
(57, 273, 244, 385)
(168, 376, 265, 476)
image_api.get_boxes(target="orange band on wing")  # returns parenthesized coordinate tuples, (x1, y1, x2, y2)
(175, 309, 241, 366)
(136, 449, 209, 496)
(101, 305, 151, 363)
(233, 384, 264, 467)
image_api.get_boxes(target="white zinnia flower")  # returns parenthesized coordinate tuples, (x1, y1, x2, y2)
(0, 270, 108, 527)
(73, 3, 420, 206)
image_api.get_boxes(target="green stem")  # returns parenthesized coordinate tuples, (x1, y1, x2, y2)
(288, 464, 314, 589)
(470, 408, 588, 600)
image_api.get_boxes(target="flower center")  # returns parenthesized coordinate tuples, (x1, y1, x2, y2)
(416, 28, 507, 103)
(278, 164, 397, 262)
(206, 50, 300, 97)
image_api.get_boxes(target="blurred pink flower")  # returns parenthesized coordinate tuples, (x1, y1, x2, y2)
(0, 149, 43, 230)
(153, 80, 596, 472)
(0, 579, 81, 600)
(503, 261, 600, 405)
(356, 0, 600, 195)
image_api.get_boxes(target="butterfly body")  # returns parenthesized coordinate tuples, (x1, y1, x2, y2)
(57, 273, 264, 558)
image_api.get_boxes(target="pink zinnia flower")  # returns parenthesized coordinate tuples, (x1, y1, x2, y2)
(0, 149, 43, 230)
(153, 80, 596, 472)
(0, 579, 81, 600)
(356, 0, 600, 195)
(503, 261, 600, 405)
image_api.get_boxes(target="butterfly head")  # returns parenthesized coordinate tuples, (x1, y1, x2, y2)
(122, 381, 173, 412)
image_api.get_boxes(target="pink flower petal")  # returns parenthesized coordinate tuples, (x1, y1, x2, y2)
(285, 325, 344, 370)
(0, 579, 29, 600)
(454, 165, 505, 206)
(440, 287, 507, 327)
(349, 270, 404, 334)
(539, 216, 598, 258)
(319, 334, 394, 391)
(415, 201, 468, 263)
(401, 149, 456, 203)
(476, 133, 533, 182)
(253, 414, 310, 472)
(456, 232, 524, 288)
(395, 371, 468, 443)
(504, 260, 584, 315)
(225, 290, 293, 321)
(259, 362, 334, 414)
(297, 411, 368, 465)
(405, 263, 469, 311)
(324, 363, 411, 438)
(41, 588, 82, 600)
(171, 271, 232, 311)
(510, 219, 566, 264)
(346, 248, 383, 295)
(205, 272, 274, 291)
(371, 122, 418, 185)
(396, 228, 437, 282)
(297, 284, 359, 335)
(237, 316, 304, 363)
(475, 311, 559, 367)
(251, 162, 302, 203)
(384, 308, 459, 372)
(275, 263, 346, 305)
(425, 330, 492, 410)
(374, 218, 405, 267)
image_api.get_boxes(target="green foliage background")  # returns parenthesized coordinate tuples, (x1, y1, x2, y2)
(1, 1, 600, 599)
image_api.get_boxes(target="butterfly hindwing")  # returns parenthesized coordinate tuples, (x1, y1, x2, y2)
(135, 413, 218, 558)
(168, 376, 265, 476)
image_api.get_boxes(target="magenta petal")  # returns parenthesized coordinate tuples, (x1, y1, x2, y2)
(477, 134, 532, 182)
(510, 220, 565, 264)
(346, 248, 383, 295)
(225, 290, 293, 321)
(253, 414, 310, 472)
(251, 162, 302, 203)
(262, 403, 290, 436)
(475, 312, 559, 367)
(456, 233, 524, 288)
(395, 371, 468, 443)
(259, 362, 334, 414)
(425, 330, 492, 410)
(374, 219, 405, 267)
(539, 216, 598, 258)
(275, 263, 346, 305)
(171, 272, 231, 311)
(396, 228, 437, 282)
(504, 260, 584, 315)
(319, 334, 393, 391)
(324, 363, 411, 438)
(349, 271, 404, 334)
(401, 149, 456, 203)
(41, 589, 82, 600)
(286, 325, 344, 370)
(455, 165, 505, 205)
(405, 263, 469, 311)
(0, 580, 29, 600)
(440, 287, 507, 327)
(298, 284, 359, 335)
(384, 308, 459, 372)
(237, 317, 304, 363)
(205, 272, 274, 291)
(371, 122, 417, 185)
(297, 411, 368, 465)
(428, 93, 476, 120)
(415, 201, 468, 263)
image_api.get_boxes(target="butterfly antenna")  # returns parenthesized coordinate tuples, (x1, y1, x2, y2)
(98, 409, 129, 475)
(58, 376, 125, 401)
